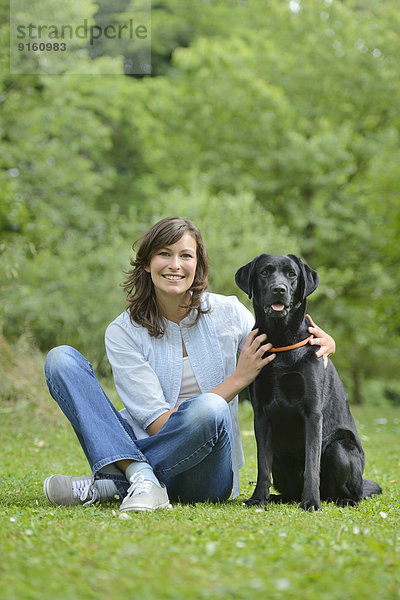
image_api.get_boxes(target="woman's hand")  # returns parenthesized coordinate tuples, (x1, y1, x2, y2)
(211, 329, 275, 403)
(234, 329, 276, 389)
(306, 314, 336, 368)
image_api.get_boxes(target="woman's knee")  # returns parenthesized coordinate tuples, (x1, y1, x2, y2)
(44, 345, 81, 379)
(185, 393, 231, 428)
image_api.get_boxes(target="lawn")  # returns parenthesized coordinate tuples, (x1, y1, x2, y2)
(1, 350, 399, 600)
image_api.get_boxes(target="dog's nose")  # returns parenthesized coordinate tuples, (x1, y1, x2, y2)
(272, 285, 286, 296)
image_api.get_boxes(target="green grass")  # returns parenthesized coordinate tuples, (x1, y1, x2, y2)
(1, 343, 399, 599)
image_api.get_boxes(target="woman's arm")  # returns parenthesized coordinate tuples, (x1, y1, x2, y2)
(105, 320, 173, 435)
(146, 408, 178, 435)
(210, 329, 275, 403)
(146, 329, 276, 432)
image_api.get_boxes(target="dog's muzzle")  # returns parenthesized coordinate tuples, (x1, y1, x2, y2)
(264, 303, 291, 318)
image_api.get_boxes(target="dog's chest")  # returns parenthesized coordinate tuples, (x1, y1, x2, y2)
(254, 362, 309, 451)
(254, 356, 307, 410)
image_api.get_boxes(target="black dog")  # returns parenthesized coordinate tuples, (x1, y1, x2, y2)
(235, 254, 381, 511)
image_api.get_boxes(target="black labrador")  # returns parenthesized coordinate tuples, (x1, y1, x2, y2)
(235, 254, 381, 511)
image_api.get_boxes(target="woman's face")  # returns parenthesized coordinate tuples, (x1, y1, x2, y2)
(145, 232, 198, 302)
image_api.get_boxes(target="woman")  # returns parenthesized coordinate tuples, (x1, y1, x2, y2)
(43, 216, 335, 512)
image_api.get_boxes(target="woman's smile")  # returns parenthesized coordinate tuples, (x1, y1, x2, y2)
(162, 274, 185, 280)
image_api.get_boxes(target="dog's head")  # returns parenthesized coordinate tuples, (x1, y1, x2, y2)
(235, 254, 319, 319)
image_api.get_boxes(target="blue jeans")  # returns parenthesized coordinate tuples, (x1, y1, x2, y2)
(44, 346, 233, 503)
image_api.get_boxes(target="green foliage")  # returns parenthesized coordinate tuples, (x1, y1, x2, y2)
(0, 213, 144, 370)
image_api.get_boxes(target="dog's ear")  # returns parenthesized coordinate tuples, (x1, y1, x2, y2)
(235, 255, 266, 299)
(288, 255, 319, 300)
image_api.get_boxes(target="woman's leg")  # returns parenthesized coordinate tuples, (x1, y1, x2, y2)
(44, 347, 233, 506)
(44, 345, 145, 498)
(165, 437, 233, 503)
(135, 394, 234, 503)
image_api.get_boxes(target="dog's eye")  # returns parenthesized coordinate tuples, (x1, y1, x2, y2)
(288, 271, 296, 278)
(261, 270, 269, 277)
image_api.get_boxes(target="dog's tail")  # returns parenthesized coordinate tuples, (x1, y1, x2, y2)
(362, 479, 382, 498)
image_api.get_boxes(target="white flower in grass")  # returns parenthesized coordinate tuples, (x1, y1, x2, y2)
(205, 541, 217, 555)
(275, 578, 291, 591)
(119, 512, 132, 520)
(250, 578, 263, 590)
(289, 1, 300, 13)
(379, 512, 387, 519)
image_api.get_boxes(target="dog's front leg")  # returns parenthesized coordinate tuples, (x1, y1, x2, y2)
(300, 410, 323, 511)
(245, 414, 273, 506)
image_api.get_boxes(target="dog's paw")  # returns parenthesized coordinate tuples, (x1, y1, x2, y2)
(243, 496, 270, 507)
(300, 498, 321, 512)
(338, 498, 358, 508)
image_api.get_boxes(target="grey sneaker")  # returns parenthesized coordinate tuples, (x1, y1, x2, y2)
(119, 473, 171, 513)
(43, 474, 99, 506)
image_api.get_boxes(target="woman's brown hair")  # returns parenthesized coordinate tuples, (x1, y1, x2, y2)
(122, 216, 210, 337)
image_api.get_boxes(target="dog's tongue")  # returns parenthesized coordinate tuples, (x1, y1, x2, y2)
(271, 304, 285, 312)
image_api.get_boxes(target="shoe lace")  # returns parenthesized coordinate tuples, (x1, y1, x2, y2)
(72, 478, 99, 506)
(126, 473, 153, 498)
